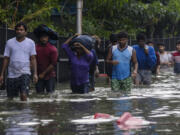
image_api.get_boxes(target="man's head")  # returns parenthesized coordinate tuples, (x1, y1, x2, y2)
(157, 43, 165, 53)
(73, 42, 84, 55)
(176, 40, 180, 52)
(147, 41, 154, 47)
(33, 24, 58, 46)
(110, 34, 118, 45)
(136, 33, 146, 47)
(15, 22, 27, 39)
(117, 32, 128, 46)
(39, 33, 49, 45)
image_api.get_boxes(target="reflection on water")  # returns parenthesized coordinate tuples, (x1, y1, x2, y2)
(0, 68, 180, 134)
(3, 104, 38, 135)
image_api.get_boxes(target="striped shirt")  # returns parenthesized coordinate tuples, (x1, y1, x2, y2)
(172, 51, 180, 73)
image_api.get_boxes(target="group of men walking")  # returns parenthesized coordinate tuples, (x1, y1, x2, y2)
(0, 22, 180, 101)
(0, 22, 58, 101)
(106, 32, 156, 91)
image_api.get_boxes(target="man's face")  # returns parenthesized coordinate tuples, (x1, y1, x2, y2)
(159, 45, 165, 53)
(73, 42, 83, 54)
(112, 41, 117, 45)
(138, 40, 145, 47)
(148, 43, 154, 47)
(15, 26, 27, 38)
(118, 38, 128, 46)
(176, 44, 180, 52)
(40, 35, 49, 45)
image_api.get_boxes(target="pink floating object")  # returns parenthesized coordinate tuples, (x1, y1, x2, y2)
(117, 112, 132, 124)
(94, 113, 111, 119)
(117, 112, 144, 130)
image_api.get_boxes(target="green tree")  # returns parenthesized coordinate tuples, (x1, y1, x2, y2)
(0, 0, 60, 31)
(1, 0, 180, 38)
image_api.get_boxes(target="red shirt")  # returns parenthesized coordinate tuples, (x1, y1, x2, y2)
(36, 43, 58, 80)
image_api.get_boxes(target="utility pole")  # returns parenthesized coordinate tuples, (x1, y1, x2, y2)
(77, 0, 83, 34)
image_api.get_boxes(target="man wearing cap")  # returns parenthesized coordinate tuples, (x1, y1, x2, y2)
(62, 34, 93, 94)
(34, 25, 58, 94)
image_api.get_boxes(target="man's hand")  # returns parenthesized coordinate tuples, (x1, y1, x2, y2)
(95, 68, 100, 78)
(112, 60, 119, 65)
(33, 74, 38, 84)
(144, 46, 149, 55)
(161, 62, 171, 66)
(167, 62, 172, 67)
(39, 73, 45, 79)
(131, 70, 137, 78)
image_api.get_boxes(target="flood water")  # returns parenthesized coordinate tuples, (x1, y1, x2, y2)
(0, 69, 180, 135)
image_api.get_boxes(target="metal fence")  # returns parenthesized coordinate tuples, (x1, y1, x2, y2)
(1, 27, 180, 83)
(129, 37, 180, 51)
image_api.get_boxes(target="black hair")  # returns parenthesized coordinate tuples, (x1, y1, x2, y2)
(39, 32, 49, 38)
(15, 22, 27, 31)
(146, 40, 153, 44)
(109, 33, 118, 42)
(136, 33, 146, 42)
(176, 40, 180, 45)
(157, 42, 165, 47)
(117, 32, 128, 39)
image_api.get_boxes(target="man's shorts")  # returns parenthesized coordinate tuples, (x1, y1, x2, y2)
(6, 74, 30, 98)
(111, 77, 132, 91)
(136, 70, 152, 85)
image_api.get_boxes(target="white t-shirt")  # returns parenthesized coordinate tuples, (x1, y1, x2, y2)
(4, 37, 36, 78)
(159, 52, 172, 64)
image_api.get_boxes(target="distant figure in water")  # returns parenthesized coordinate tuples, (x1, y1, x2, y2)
(106, 32, 138, 91)
(158, 43, 173, 70)
(172, 40, 180, 74)
(62, 34, 93, 94)
(133, 33, 156, 85)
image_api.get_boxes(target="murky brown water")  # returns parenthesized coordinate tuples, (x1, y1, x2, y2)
(1, 68, 180, 135)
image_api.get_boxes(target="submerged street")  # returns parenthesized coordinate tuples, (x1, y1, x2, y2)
(0, 69, 180, 135)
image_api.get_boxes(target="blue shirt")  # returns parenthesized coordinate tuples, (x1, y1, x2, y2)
(62, 44, 93, 85)
(112, 45, 133, 80)
(133, 45, 156, 70)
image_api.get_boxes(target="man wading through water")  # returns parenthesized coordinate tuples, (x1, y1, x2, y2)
(106, 32, 138, 91)
(0, 22, 38, 101)
(34, 25, 58, 94)
(133, 33, 156, 85)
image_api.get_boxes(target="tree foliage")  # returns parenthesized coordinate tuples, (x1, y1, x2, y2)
(1, 0, 180, 38)
(82, 0, 180, 38)
(0, 0, 60, 31)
